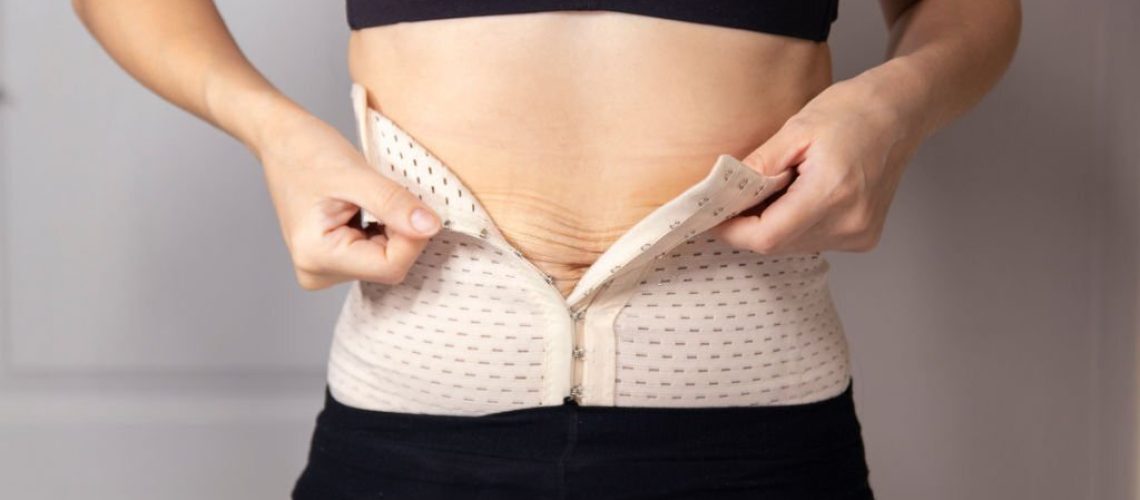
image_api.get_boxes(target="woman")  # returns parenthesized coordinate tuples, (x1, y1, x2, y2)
(73, 1, 1021, 498)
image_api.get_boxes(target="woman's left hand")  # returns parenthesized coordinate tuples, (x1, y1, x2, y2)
(708, 76, 920, 256)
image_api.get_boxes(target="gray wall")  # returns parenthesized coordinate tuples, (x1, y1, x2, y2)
(0, 1, 350, 498)
(827, 1, 1138, 499)
(0, 1, 1135, 499)
(1095, 0, 1139, 498)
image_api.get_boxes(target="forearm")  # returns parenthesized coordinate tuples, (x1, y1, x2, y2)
(854, 0, 1023, 142)
(72, 0, 310, 152)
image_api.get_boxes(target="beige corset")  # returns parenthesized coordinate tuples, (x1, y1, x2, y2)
(325, 83, 853, 416)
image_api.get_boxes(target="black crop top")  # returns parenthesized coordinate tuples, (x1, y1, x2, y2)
(347, 1, 840, 42)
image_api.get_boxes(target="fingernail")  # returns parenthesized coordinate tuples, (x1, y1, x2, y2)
(410, 208, 439, 234)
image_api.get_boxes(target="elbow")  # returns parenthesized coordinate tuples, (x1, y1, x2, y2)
(999, 0, 1024, 68)
(72, 0, 94, 25)
(71, 0, 87, 21)
(1010, 0, 1024, 48)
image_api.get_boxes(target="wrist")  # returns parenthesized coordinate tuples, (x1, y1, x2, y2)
(849, 56, 936, 143)
(203, 74, 312, 156)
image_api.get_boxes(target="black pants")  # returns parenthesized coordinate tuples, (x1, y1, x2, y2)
(292, 378, 875, 500)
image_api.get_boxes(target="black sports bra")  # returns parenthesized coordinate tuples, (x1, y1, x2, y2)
(346, 1, 840, 42)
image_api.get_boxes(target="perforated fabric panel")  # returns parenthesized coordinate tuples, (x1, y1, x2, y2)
(613, 237, 851, 406)
(327, 83, 852, 416)
(329, 235, 555, 414)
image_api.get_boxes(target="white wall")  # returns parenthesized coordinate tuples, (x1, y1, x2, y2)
(0, 1, 1135, 499)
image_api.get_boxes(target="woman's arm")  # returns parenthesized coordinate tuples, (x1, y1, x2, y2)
(873, 0, 1023, 140)
(711, 0, 1023, 255)
(73, 0, 443, 290)
(72, 0, 292, 150)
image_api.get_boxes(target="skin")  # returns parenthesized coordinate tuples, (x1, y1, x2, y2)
(72, 0, 1021, 297)
(713, 0, 1023, 256)
(345, 15, 831, 297)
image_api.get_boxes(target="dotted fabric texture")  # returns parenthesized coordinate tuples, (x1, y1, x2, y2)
(613, 239, 849, 405)
(326, 83, 853, 416)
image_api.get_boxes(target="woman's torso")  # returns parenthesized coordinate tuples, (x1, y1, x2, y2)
(347, 12, 832, 298)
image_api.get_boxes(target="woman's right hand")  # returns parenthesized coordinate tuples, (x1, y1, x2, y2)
(254, 110, 443, 291)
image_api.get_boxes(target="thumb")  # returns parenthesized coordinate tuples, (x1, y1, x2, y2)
(740, 123, 811, 176)
(340, 166, 442, 239)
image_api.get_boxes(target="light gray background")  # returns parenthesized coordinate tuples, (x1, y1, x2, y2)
(1, 1, 1136, 499)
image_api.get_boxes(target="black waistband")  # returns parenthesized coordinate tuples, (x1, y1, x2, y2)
(315, 377, 863, 463)
(347, 0, 839, 42)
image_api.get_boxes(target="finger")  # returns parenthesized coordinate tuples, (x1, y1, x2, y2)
(740, 122, 811, 176)
(734, 181, 789, 219)
(322, 224, 431, 284)
(713, 163, 830, 254)
(312, 197, 361, 232)
(335, 166, 443, 239)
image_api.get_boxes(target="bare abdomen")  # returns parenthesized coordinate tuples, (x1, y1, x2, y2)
(347, 11, 832, 297)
